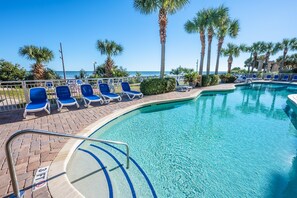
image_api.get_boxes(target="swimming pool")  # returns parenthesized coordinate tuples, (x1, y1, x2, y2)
(67, 83, 297, 197)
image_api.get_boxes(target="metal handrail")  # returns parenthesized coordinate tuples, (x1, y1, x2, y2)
(5, 129, 130, 198)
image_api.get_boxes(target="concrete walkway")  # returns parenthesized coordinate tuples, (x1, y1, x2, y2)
(0, 84, 235, 197)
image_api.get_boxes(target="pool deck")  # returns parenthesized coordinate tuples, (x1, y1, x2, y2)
(0, 84, 237, 197)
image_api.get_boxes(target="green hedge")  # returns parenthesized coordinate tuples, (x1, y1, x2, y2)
(219, 74, 236, 83)
(201, 75, 219, 87)
(140, 77, 176, 95)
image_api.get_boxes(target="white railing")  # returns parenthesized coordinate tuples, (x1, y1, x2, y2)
(5, 129, 130, 198)
(0, 76, 182, 112)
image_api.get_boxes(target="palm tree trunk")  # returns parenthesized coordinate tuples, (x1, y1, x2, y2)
(160, 43, 165, 78)
(227, 55, 233, 73)
(199, 32, 205, 75)
(206, 30, 213, 75)
(105, 57, 114, 77)
(159, 8, 167, 79)
(264, 52, 270, 73)
(33, 63, 45, 80)
(215, 37, 224, 75)
(280, 48, 287, 72)
(251, 53, 257, 73)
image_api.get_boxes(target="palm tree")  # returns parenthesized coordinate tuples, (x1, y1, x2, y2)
(96, 39, 123, 77)
(275, 38, 297, 71)
(214, 5, 239, 74)
(184, 10, 207, 75)
(19, 45, 54, 80)
(221, 43, 241, 73)
(242, 42, 266, 72)
(276, 53, 297, 70)
(262, 42, 279, 72)
(134, 0, 189, 78)
(205, 8, 217, 75)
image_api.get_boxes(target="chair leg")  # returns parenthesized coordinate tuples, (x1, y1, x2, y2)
(56, 100, 61, 111)
(103, 96, 110, 104)
(83, 98, 88, 108)
(59, 104, 63, 111)
(118, 96, 122, 102)
(76, 102, 80, 109)
(105, 99, 110, 104)
(23, 110, 27, 118)
(127, 94, 132, 100)
(45, 103, 51, 114)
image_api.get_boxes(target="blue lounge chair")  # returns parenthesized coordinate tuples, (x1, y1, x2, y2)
(252, 74, 257, 80)
(97, 79, 103, 84)
(281, 74, 289, 81)
(292, 75, 297, 82)
(272, 75, 279, 81)
(55, 86, 79, 111)
(23, 87, 50, 118)
(264, 74, 272, 80)
(76, 79, 83, 85)
(121, 82, 143, 100)
(176, 80, 192, 92)
(45, 81, 54, 90)
(81, 84, 104, 107)
(99, 83, 122, 102)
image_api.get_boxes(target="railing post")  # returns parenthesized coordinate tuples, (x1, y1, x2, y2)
(22, 81, 29, 104)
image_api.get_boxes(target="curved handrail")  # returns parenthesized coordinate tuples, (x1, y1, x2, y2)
(5, 129, 130, 198)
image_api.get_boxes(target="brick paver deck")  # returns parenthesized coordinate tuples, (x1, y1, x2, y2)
(0, 84, 234, 197)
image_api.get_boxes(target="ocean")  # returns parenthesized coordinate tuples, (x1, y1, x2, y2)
(56, 71, 224, 79)
(56, 71, 170, 79)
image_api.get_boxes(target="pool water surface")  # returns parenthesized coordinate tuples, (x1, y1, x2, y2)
(71, 83, 297, 197)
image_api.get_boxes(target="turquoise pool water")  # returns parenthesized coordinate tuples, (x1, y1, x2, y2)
(86, 83, 297, 197)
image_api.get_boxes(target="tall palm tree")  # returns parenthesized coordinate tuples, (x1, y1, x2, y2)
(205, 8, 217, 75)
(184, 10, 207, 75)
(96, 39, 123, 77)
(19, 45, 54, 80)
(275, 38, 297, 71)
(134, 0, 189, 78)
(262, 42, 279, 72)
(214, 5, 239, 74)
(221, 43, 241, 73)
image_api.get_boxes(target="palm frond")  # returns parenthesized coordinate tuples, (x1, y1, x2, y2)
(134, 0, 159, 14)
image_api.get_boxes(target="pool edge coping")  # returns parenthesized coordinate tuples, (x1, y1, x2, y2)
(47, 84, 237, 197)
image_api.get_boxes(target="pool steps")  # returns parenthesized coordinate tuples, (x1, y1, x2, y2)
(67, 143, 157, 197)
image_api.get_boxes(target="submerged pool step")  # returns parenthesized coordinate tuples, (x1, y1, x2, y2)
(98, 143, 157, 198)
(67, 148, 111, 198)
(90, 144, 136, 198)
(67, 143, 156, 198)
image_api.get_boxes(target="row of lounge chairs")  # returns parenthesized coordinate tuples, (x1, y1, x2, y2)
(23, 82, 143, 118)
(263, 74, 297, 81)
(236, 74, 297, 83)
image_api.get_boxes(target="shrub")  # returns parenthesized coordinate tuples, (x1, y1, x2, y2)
(90, 64, 129, 78)
(201, 75, 219, 87)
(75, 69, 88, 79)
(220, 74, 236, 83)
(184, 72, 198, 83)
(0, 60, 26, 81)
(184, 72, 199, 87)
(140, 77, 176, 95)
(210, 74, 219, 85)
(202, 75, 212, 86)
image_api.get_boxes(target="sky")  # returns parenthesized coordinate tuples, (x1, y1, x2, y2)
(1, 0, 297, 72)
